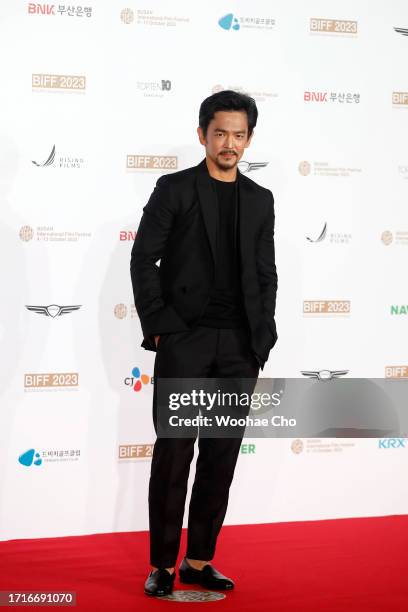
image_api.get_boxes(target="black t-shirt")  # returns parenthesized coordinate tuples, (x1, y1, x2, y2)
(197, 176, 248, 329)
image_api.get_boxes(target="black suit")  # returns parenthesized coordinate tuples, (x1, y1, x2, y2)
(130, 158, 278, 567)
(130, 157, 278, 370)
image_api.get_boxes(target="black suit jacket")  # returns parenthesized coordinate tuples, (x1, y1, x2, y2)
(130, 158, 278, 370)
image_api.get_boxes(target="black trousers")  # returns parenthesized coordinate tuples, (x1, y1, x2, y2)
(148, 325, 259, 568)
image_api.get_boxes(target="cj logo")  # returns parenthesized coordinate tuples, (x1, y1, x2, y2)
(19, 449, 42, 467)
(124, 367, 150, 392)
(218, 14, 240, 31)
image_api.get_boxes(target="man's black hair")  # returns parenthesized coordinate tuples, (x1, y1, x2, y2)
(199, 89, 258, 138)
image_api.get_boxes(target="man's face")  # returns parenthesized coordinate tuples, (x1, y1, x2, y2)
(197, 110, 253, 171)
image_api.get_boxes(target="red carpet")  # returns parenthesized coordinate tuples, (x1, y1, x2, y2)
(1, 516, 407, 611)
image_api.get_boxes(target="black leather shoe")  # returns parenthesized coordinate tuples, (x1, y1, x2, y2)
(144, 568, 175, 596)
(179, 557, 234, 590)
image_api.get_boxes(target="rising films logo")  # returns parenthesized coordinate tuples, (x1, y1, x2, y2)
(32, 144, 55, 167)
(306, 222, 328, 243)
(32, 144, 84, 169)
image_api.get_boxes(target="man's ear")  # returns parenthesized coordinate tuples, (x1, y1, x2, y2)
(197, 126, 206, 146)
(244, 130, 254, 149)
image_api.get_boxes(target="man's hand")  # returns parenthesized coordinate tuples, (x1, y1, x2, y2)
(154, 335, 160, 348)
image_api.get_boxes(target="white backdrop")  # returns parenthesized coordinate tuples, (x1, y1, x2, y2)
(1, 0, 407, 541)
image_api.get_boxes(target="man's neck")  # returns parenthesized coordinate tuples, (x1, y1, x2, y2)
(205, 156, 237, 182)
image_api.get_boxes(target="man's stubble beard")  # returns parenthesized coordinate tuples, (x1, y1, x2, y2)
(215, 153, 238, 171)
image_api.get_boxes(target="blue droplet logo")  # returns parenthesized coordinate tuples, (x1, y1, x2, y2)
(19, 448, 42, 467)
(218, 13, 240, 31)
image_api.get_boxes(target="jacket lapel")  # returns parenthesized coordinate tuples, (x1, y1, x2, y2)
(196, 159, 218, 267)
(236, 172, 254, 281)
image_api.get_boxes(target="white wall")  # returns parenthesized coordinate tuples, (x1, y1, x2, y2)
(0, 0, 407, 540)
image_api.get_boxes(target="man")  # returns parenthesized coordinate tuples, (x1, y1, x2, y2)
(130, 90, 278, 596)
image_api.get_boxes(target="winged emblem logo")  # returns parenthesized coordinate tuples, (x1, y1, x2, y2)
(25, 304, 81, 318)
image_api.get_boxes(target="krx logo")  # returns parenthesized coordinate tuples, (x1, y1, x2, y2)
(378, 438, 407, 449)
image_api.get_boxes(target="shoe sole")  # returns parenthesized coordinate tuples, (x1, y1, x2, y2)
(179, 575, 234, 590)
(144, 589, 174, 597)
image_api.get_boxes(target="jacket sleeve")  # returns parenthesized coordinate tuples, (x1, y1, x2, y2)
(256, 190, 278, 341)
(130, 175, 190, 350)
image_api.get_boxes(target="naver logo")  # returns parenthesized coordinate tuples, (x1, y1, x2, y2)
(378, 438, 407, 449)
